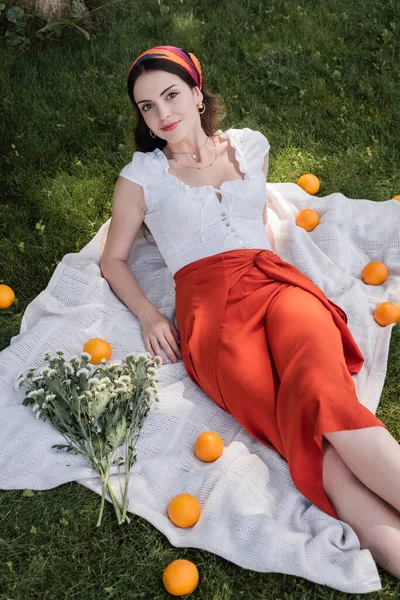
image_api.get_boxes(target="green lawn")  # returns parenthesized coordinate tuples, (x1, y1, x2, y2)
(1, 0, 400, 597)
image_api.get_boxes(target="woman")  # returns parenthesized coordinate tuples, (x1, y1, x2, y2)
(100, 45, 400, 577)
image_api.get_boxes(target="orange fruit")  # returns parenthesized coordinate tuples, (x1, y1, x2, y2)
(392, 195, 400, 201)
(361, 261, 388, 285)
(82, 338, 112, 364)
(297, 174, 320, 194)
(162, 559, 199, 596)
(295, 208, 319, 232)
(373, 302, 400, 327)
(167, 493, 201, 528)
(0, 284, 15, 309)
(194, 431, 224, 462)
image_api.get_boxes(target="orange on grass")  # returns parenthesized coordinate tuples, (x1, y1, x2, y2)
(295, 208, 319, 232)
(373, 302, 400, 327)
(167, 493, 201, 528)
(0, 284, 15, 309)
(162, 559, 199, 596)
(361, 261, 389, 285)
(82, 338, 112, 364)
(194, 431, 224, 462)
(392, 195, 400, 201)
(297, 174, 320, 195)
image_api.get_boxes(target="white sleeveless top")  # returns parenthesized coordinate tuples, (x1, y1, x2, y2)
(119, 127, 273, 277)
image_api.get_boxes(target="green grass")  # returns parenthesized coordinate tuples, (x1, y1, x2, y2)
(1, 0, 400, 596)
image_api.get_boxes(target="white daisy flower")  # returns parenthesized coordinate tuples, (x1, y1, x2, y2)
(76, 368, 90, 377)
(114, 386, 127, 394)
(45, 394, 56, 402)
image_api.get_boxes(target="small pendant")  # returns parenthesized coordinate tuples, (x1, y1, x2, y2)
(192, 153, 197, 159)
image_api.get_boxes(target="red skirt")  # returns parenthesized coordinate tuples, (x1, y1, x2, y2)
(173, 248, 388, 519)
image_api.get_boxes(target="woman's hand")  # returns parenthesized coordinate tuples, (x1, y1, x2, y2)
(139, 306, 182, 365)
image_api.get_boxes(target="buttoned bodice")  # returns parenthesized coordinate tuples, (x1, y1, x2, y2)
(118, 127, 272, 276)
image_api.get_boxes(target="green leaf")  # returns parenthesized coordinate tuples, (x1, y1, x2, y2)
(91, 388, 112, 420)
(106, 416, 126, 450)
(70, 385, 81, 414)
(23, 489, 35, 497)
(6, 5, 26, 24)
(72, 23, 91, 40)
(52, 443, 76, 453)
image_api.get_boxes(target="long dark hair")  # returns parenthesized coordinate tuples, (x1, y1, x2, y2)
(126, 57, 226, 240)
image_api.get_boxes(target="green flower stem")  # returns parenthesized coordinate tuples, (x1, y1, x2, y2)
(97, 470, 108, 527)
(106, 479, 127, 524)
(96, 455, 130, 526)
(121, 431, 133, 523)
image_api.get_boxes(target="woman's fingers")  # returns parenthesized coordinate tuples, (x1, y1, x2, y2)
(142, 316, 182, 364)
(165, 329, 182, 361)
(149, 332, 181, 364)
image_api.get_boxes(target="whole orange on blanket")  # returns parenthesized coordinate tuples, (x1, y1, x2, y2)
(194, 431, 224, 462)
(82, 338, 112, 364)
(167, 493, 201, 528)
(361, 261, 388, 285)
(297, 174, 320, 194)
(373, 302, 400, 327)
(296, 208, 319, 231)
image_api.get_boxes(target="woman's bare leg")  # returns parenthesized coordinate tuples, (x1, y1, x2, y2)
(324, 426, 400, 513)
(322, 438, 400, 578)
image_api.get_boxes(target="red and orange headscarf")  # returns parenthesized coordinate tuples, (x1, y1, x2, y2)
(128, 45, 203, 90)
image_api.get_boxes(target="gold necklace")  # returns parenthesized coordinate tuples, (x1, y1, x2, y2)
(166, 136, 217, 170)
(166, 134, 210, 159)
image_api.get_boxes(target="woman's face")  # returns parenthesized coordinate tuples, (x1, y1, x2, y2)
(133, 70, 203, 141)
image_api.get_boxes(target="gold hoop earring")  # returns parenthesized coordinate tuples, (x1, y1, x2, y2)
(197, 102, 205, 114)
(149, 129, 157, 138)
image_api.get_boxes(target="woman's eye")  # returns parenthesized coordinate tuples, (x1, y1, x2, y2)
(142, 91, 178, 112)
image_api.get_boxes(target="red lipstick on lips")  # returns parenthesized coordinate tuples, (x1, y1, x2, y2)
(161, 120, 180, 131)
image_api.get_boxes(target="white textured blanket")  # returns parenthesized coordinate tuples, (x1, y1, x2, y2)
(1, 183, 400, 594)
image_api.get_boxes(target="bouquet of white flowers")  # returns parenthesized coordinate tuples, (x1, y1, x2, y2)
(16, 350, 162, 526)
